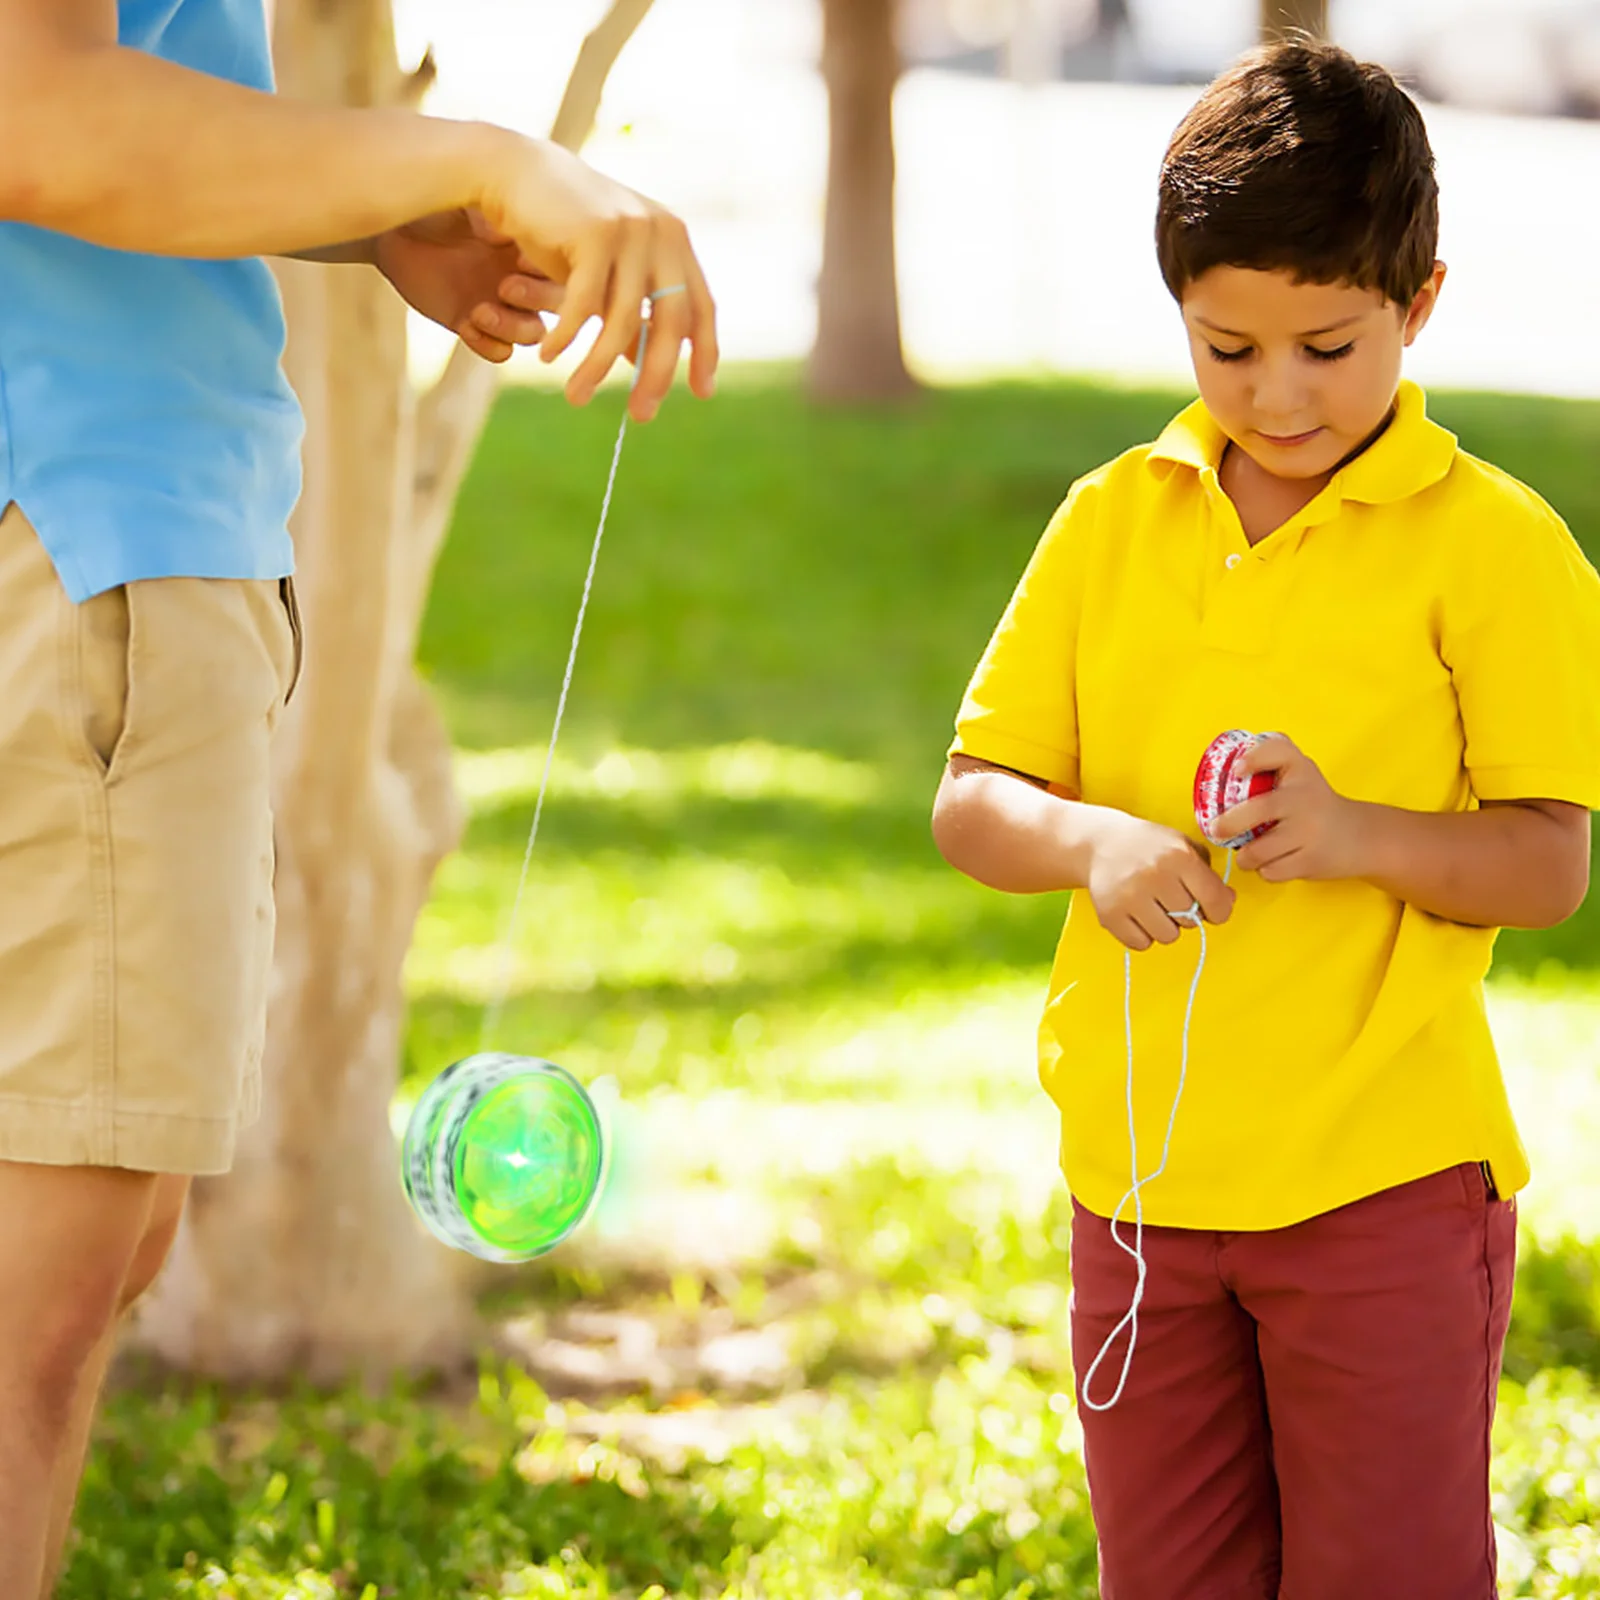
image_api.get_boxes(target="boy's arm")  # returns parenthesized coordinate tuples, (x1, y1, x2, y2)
(1351, 798, 1590, 930)
(933, 756, 1236, 946)
(1216, 736, 1591, 929)
(933, 755, 1101, 894)
(0, 0, 716, 412)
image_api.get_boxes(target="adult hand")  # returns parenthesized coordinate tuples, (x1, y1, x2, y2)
(374, 208, 565, 364)
(1212, 734, 1365, 882)
(1087, 814, 1235, 951)
(476, 135, 718, 422)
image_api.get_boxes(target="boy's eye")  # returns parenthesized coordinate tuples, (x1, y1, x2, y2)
(1206, 345, 1251, 364)
(1306, 341, 1356, 362)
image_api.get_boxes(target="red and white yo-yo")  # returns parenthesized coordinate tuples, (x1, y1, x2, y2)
(1193, 730, 1279, 849)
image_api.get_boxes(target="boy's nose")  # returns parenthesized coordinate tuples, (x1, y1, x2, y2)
(1251, 363, 1311, 424)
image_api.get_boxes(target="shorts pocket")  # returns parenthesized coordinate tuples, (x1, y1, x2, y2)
(77, 584, 134, 778)
(278, 576, 304, 704)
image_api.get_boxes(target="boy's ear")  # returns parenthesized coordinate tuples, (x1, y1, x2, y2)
(1402, 260, 1448, 347)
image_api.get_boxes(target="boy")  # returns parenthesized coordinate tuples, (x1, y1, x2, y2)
(0, 0, 715, 1592)
(933, 40, 1600, 1600)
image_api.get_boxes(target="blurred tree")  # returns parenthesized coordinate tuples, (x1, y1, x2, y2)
(131, 0, 656, 1385)
(811, 0, 920, 402)
(1260, 0, 1328, 42)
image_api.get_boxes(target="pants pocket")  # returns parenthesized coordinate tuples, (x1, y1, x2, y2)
(1454, 1159, 1498, 1208)
(78, 584, 134, 777)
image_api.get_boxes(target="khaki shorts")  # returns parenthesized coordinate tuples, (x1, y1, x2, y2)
(0, 503, 301, 1175)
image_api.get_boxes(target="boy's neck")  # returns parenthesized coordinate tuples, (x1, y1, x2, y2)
(1219, 401, 1400, 547)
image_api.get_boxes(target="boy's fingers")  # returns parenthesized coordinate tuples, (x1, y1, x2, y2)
(1183, 867, 1236, 926)
(1239, 732, 1296, 775)
(1238, 824, 1301, 874)
(458, 321, 514, 363)
(500, 274, 566, 316)
(472, 303, 546, 347)
(1131, 905, 1183, 947)
(1213, 792, 1283, 840)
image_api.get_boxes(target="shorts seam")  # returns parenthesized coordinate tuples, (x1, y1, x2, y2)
(58, 586, 119, 1165)
(0, 1091, 239, 1128)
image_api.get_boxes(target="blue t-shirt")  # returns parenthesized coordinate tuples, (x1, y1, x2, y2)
(0, 0, 303, 603)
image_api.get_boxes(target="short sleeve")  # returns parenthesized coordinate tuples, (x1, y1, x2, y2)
(950, 481, 1097, 793)
(1440, 485, 1600, 809)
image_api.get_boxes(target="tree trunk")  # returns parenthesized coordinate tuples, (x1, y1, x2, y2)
(130, 0, 654, 1387)
(809, 0, 918, 404)
(1259, 0, 1328, 43)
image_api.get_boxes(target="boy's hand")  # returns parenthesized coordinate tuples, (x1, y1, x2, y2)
(1087, 813, 1236, 951)
(1213, 735, 1366, 882)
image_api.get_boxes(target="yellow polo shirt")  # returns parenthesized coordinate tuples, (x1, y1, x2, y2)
(952, 381, 1600, 1229)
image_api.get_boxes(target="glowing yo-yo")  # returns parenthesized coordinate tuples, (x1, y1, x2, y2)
(401, 1054, 609, 1262)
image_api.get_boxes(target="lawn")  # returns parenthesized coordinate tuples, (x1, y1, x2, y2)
(70, 373, 1600, 1598)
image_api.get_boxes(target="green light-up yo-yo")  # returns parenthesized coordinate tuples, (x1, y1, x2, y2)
(401, 1054, 608, 1262)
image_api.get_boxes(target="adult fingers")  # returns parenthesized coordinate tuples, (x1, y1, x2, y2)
(681, 251, 720, 401)
(629, 285, 693, 422)
(625, 244, 717, 420)
(567, 222, 651, 407)
(539, 225, 614, 366)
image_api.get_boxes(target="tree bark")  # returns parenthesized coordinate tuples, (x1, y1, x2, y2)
(809, 0, 918, 404)
(1259, 0, 1328, 43)
(131, 0, 654, 1387)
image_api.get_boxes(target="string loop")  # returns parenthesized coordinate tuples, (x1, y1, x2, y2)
(1079, 851, 1235, 1412)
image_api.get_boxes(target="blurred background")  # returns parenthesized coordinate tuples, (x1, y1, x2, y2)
(400, 0, 1600, 396)
(83, 4, 1600, 1597)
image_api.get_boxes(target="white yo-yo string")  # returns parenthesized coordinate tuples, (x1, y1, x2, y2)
(1080, 849, 1236, 1413)
(479, 287, 686, 1052)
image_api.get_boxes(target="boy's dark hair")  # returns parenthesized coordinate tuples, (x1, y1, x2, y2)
(1156, 40, 1438, 308)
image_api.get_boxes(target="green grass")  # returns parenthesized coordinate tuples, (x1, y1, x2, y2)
(70, 372, 1600, 1598)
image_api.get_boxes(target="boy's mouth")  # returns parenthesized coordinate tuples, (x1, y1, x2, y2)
(1256, 426, 1325, 448)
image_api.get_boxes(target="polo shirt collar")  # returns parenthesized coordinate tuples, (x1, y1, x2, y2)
(1148, 379, 1458, 505)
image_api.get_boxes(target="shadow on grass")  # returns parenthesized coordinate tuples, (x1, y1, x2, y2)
(1504, 1232, 1600, 1384)
(71, 1375, 753, 1600)
(466, 780, 939, 865)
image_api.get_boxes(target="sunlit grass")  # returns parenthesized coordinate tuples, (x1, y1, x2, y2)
(72, 375, 1600, 1597)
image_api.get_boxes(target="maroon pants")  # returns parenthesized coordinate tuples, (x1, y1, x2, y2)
(1069, 1164, 1516, 1600)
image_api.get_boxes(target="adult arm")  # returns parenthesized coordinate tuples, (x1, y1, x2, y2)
(0, 0, 716, 415)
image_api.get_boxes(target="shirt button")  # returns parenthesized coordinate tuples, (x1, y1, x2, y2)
(1225, 553, 1243, 570)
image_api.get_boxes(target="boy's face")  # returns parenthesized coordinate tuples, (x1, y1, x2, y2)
(1179, 263, 1446, 481)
